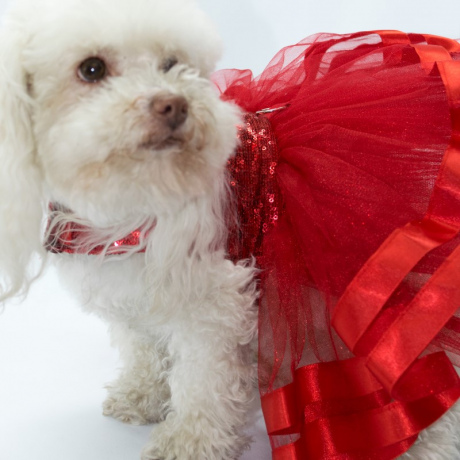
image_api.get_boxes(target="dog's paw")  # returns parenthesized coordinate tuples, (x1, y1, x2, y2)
(141, 414, 249, 460)
(103, 389, 165, 425)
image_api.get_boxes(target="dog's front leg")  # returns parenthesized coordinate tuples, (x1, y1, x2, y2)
(142, 332, 254, 460)
(103, 323, 171, 425)
(142, 316, 255, 460)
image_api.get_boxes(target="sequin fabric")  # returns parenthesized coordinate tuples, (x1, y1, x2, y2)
(45, 112, 283, 258)
(227, 112, 283, 261)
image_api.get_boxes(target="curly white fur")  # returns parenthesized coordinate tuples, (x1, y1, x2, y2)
(0, 0, 457, 459)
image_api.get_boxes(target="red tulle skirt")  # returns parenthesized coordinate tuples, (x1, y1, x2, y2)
(213, 31, 460, 459)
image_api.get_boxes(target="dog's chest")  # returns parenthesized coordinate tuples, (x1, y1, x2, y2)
(54, 253, 152, 323)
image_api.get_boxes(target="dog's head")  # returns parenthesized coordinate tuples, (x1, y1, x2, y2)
(0, 0, 241, 298)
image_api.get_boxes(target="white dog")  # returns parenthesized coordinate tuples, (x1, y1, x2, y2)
(0, 0, 458, 459)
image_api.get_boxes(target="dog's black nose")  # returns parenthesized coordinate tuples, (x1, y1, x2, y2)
(150, 94, 189, 130)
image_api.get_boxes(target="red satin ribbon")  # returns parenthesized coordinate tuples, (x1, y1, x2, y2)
(263, 356, 460, 459)
(332, 219, 458, 353)
(262, 31, 460, 460)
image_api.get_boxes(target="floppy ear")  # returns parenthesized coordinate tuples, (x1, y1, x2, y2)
(0, 23, 46, 301)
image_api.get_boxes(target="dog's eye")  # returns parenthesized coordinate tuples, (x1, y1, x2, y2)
(161, 57, 178, 73)
(78, 57, 107, 83)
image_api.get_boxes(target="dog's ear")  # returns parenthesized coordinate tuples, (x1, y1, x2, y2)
(0, 24, 46, 302)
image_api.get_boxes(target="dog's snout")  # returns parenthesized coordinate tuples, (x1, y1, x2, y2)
(150, 94, 189, 130)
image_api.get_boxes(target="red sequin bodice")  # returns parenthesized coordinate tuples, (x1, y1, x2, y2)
(227, 113, 282, 261)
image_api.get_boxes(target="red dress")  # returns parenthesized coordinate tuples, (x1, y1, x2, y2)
(215, 31, 460, 459)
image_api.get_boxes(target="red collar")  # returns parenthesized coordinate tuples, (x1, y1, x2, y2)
(45, 203, 148, 255)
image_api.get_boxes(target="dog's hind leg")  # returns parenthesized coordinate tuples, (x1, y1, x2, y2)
(400, 398, 460, 460)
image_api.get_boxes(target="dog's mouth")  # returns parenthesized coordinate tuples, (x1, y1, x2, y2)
(124, 134, 186, 161)
(139, 135, 184, 152)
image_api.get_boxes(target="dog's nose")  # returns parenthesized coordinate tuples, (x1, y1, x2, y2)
(150, 94, 189, 130)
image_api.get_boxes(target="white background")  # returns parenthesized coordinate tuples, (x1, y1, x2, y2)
(0, 1, 459, 459)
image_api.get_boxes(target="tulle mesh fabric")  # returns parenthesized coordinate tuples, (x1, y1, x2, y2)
(213, 31, 460, 396)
